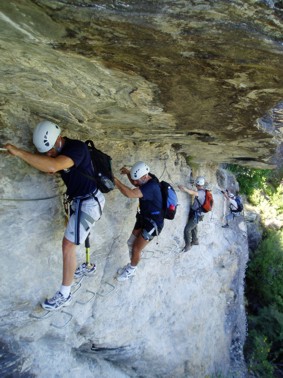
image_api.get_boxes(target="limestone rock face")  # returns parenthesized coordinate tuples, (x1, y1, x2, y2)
(0, 147, 248, 377)
(0, 0, 282, 167)
(0, 1, 281, 377)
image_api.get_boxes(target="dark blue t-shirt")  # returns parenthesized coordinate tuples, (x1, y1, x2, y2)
(60, 137, 97, 198)
(139, 177, 163, 225)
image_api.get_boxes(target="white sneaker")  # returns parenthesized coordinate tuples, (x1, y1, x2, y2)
(74, 262, 96, 279)
(116, 264, 136, 281)
(41, 291, 72, 311)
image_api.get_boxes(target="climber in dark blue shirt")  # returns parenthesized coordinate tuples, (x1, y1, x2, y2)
(5, 120, 105, 310)
(114, 161, 164, 281)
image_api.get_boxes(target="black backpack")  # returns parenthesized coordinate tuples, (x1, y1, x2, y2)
(78, 140, 115, 193)
(234, 195, 243, 212)
(160, 181, 178, 220)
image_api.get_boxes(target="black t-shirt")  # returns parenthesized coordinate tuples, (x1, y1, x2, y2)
(139, 176, 163, 225)
(60, 137, 97, 198)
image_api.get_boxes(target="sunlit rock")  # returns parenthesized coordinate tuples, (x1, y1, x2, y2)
(0, 1, 282, 376)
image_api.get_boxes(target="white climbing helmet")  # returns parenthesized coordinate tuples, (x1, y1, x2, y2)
(130, 161, 150, 180)
(33, 120, 61, 153)
(195, 176, 205, 186)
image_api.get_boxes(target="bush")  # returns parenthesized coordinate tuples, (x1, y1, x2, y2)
(227, 165, 283, 202)
(227, 165, 271, 197)
(228, 165, 283, 375)
(270, 185, 283, 215)
(244, 330, 274, 378)
(245, 229, 283, 375)
(246, 230, 283, 309)
(248, 304, 283, 361)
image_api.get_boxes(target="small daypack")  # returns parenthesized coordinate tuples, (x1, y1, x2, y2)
(78, 140, 115, 193)
(233, 195, 243, 213)
(198, 189, 213, 213)
(160, 181, 178, 220)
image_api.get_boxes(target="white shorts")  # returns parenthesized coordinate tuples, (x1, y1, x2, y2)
(64, 190, 105, 245)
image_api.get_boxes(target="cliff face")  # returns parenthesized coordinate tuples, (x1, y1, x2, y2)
(0, 0, 283, 167)
(0, 150, 248, 377)
(0, 1, 282, 377)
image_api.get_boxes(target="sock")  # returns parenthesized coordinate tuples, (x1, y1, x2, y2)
(60, 285, 71, 298)
(129, 264, 136, 271)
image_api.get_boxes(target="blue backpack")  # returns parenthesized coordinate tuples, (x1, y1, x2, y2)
(160, 181, 178, 220)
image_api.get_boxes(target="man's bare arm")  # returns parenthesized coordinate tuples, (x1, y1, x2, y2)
(4, 144, 74, 173)
(178, 185, 198, 196)
(114, 177, 143, 198)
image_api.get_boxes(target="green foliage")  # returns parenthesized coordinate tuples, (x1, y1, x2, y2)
(270, 185, 283, 215)
(248, 188, 283, 226)
(249, 305, 283, 360)
(227, 165, 271, 197)
(246, 229, 283, 375)
(246, 230, 283, 370)
(244, 330, 274, 377)
(227, 164, 282, 199)
(235, 163, 283, 376)
(227, 165, 283, 223)
(247, 230, 283, 309)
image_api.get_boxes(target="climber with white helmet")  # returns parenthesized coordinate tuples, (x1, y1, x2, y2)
(4, 120, 105, 310)
(221, 189, 242, 228)
(178, 176, 206, 252)
(114, 161, 164, 281)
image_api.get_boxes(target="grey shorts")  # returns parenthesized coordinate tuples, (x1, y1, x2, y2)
(64, 190, 105, 245)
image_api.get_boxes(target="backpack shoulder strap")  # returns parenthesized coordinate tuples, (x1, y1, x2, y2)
(196, 189, 206, 205)
(74, 140, 97, 182)
(149, 173, 159, 183)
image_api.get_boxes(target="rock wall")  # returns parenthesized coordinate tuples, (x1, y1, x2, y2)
(0, 146, 248, 377)
(0, 0, 283, 168)
(2, 1, 280, 376)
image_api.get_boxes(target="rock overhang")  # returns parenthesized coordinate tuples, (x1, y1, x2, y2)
(0, 0, 283, 168)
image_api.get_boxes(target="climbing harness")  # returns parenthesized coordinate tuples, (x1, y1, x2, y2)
(145, 217, 159, 239)
(64, 189, 102, 245)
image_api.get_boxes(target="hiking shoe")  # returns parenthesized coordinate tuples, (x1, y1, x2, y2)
(74, 262, 96, 279)
(117, 263, 132, 275)
(116, 264, 136, 281)
(41, 291, 72, 311)
(192, 239, 199, 245)
(222, 224, 229, 228)
(182, 244, 191, 252)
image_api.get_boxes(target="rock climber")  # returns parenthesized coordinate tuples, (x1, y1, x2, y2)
(178, 176, 206, 252)
(221, 189, 240, 228)
(4, 120, 105, 310)
(114, 161, 164, 281)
